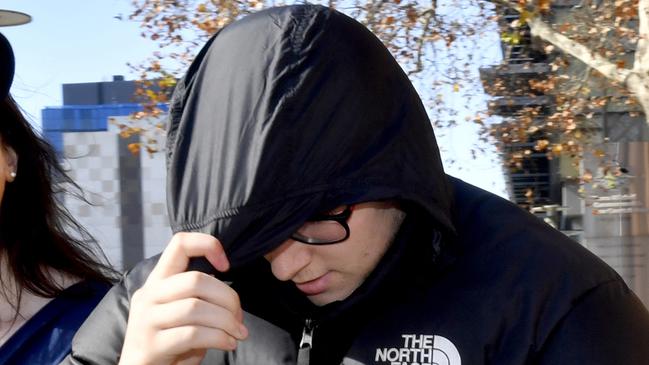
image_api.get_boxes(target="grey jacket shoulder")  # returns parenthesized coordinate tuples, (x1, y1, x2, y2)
(61, 255, 296, 365)
(60, 256, 159, 365)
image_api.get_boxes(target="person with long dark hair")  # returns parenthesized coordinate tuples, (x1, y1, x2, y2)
(0, 32, 115, 364)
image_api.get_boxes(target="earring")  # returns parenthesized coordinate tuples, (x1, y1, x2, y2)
(9, 171, 16, 178)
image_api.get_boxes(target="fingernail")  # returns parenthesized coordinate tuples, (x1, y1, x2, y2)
(216, 252, 229, 271)
(239, 324, 248, 338)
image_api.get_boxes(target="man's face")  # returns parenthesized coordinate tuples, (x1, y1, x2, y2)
(264, 201, 405, 306)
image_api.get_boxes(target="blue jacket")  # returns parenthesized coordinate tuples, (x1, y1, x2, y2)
(0, 280, 109, 365)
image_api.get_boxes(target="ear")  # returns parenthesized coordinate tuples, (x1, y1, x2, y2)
(4, 145, 17, 182)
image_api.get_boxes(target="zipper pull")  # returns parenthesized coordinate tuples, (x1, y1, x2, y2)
(297, 319, 315, 365)
(300, 319, 315, 348)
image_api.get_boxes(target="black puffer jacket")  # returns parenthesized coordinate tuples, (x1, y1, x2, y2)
(63, 5, 649, 365)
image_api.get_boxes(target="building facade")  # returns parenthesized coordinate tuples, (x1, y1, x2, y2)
(42, 76, 170, 270)
(480, 3, 649, 307)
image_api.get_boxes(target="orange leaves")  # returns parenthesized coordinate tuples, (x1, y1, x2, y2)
(158, 75, 176, 89)
(525, 188, 534, 199)
(194, 18, 219, 33)
(406, 7, 417, 23)
(139, 88, 168, 104)
(445, 33, 456, 47)
(249, 0, 264, 10)
(145, 89, 158, 99)
(565, 121, 577, 131)
(128, 143, 142, 155)
(558, 23, 571, 33)
(119, 126, 143, 139)
(120, 130, 133, 139)
(614, 0, 638, 19)
(591, 97, 609, 108)
(593, 149, 607, 158)
(127, 142, 159, 155)
(112, 113, 166, 156)
(382, 16, 396, 26)
(535, 139, 550, 151)
(536, 0, 552, 13)
(529, 78, 556, 93)
(501, 32, 521, 45)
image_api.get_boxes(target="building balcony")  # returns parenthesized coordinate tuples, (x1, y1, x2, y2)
(480, 63, 551, 97)
(487, 95, 554, 115)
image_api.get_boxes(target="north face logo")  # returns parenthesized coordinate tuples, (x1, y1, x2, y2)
(374, 334, 461, 365)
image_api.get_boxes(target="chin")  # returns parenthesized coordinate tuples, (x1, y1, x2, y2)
(308, 294, 335, 307)
(308, 288, 353, 306)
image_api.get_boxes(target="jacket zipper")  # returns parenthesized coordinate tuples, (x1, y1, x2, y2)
(297, 318, 315, 365)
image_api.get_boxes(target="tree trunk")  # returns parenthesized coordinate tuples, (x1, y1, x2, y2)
(628, 73, 649, 123)
(526, 16, 649, 124)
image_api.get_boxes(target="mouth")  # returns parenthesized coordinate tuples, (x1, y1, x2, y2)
(295, 272, 330, 296)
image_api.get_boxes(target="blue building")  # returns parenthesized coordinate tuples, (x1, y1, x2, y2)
(42, 75, 148, 154)
(42, 76, 170, 270)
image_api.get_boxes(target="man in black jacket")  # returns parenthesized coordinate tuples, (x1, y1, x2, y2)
(63, 5, 649, 365)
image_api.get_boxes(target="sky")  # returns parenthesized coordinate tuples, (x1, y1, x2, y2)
(1, 0, 158, 122)
(1, 0, 508, 197)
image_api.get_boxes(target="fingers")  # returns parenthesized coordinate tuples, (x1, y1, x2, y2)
(149, 232, 230, 283)
(119, 233, 245, 365)
(157, 325, 240, 355)
(150, 298, 248, 340)
(139, 270, 244, 321)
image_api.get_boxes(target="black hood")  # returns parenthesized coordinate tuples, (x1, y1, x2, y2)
(166, 5, 454, 267)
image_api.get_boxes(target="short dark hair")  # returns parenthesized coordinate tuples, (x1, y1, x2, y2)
(0, 96, 116, 308)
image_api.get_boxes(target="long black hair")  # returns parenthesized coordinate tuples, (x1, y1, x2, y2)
(0, 95, 116, 303)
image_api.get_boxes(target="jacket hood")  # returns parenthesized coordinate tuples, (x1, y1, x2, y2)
(166, 5, 454, 267)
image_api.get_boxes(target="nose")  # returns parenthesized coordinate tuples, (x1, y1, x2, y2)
(264, 240, 312, 281)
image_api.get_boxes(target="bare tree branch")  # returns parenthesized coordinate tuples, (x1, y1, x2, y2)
(408, 8, 435, 76)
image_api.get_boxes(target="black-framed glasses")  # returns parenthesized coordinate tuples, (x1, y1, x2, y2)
(290, 206, 352, 245)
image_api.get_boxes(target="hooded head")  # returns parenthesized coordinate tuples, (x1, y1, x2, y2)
(166, 5, 454, 269)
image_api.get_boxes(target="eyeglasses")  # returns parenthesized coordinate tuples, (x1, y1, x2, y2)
(290, 205, 352, 245)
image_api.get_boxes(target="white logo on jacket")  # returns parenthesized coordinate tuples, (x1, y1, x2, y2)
(373, 334, 461, 365)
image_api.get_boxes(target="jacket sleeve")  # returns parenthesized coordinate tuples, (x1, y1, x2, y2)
(59, 255, 295, 365)
(537, 279, 649, 364)
(59, 279, 130, 365)
(60, 257, 159, 365)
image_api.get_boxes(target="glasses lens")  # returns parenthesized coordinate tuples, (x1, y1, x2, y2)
(293, 220, 347, 244)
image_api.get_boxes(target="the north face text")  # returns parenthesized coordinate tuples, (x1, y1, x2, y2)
(374, 334, 461, 365)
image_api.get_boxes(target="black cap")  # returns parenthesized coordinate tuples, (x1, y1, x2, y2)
(0, 32, 15, 99)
